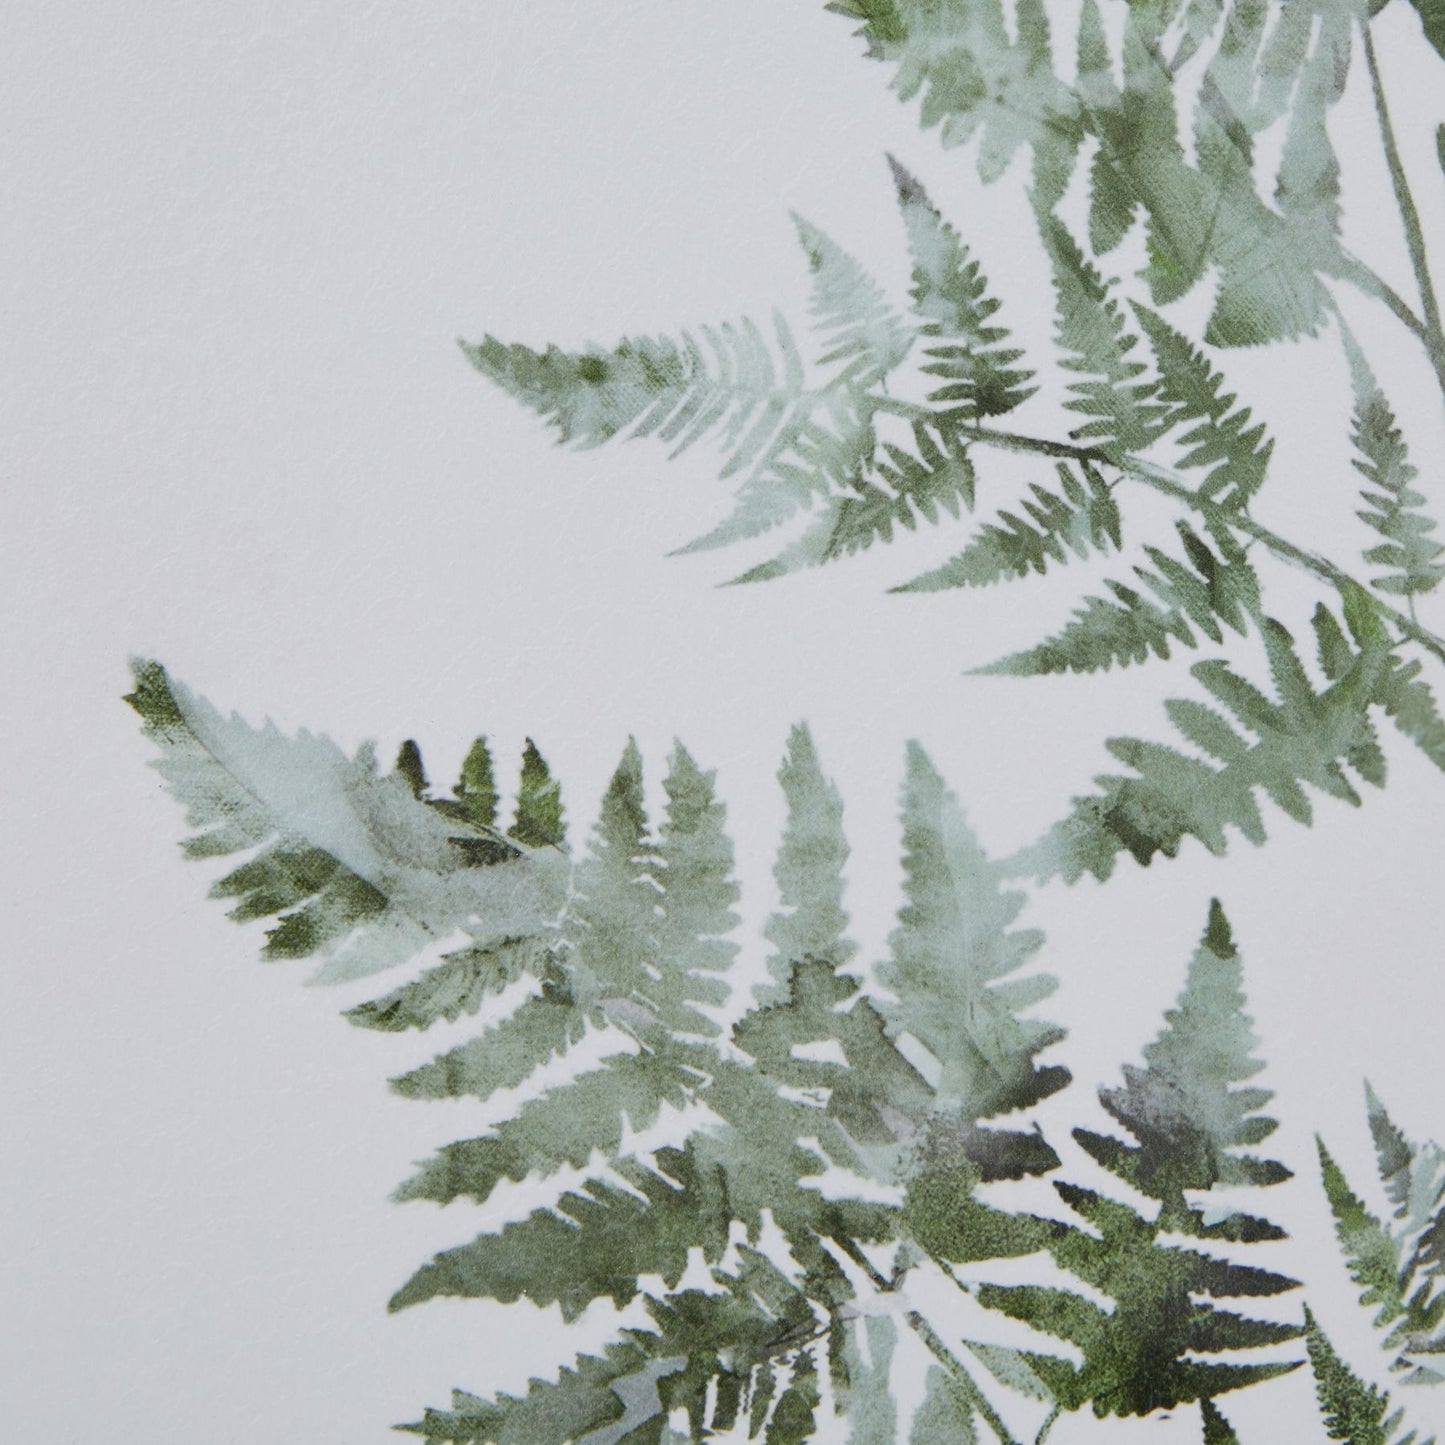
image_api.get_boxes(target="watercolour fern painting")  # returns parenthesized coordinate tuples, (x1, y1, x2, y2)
(9, 0, 1445, 1442)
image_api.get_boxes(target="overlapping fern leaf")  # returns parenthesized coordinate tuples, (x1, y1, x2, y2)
(132, 661, 1357, 1440)
(826, 0, 1359, 347)
(1016, 592, 1445, 881)
(1319, 1087, 1445, 1388)
(967, 902, 1303, 1423)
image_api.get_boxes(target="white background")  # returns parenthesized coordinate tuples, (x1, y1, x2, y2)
(4, 2, 1445, 1440)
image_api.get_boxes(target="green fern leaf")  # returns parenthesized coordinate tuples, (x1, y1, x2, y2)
(1134, 305, 1273, 508)
(345, 936, 550, 1033)
(896, 462, 1119, 594)
(1019, 607, 1397, 882)
(1347, 342, 1445, 598)
(981, 904, 1301, 1418)
(1306, 1312, 1434, 1445)
(826, 0, 1083, 203)
(1039, 216, 1169, 456)
(124, 658, 565, 985)
(883, 742, 1068, 1124)
(394, 1046, 705, 1207)
(387, 957, 585, 1102)
(794, 213, 914, 388)
(1201, 1397, 1242, 1444)
(1320, 1087, 1445, 1385)
(759, 722, 856, 1002)
(980, 522, 1260, 677)
(1075, 900, 1291, 1229)
(892, 158, 1036, 418)
(728, 416, 974, 584)
(512, 739, 566, 849)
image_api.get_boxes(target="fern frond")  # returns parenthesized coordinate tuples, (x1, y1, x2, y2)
(979, 522, 1260, 677)
(1039, 216, 1169, 456)
(1076, 900, 1292, 1228)
(125, 659, 564, 985)
(1306, 1313, 1435, 1445)
(897, 462, 1120, 594)
(980, 904, 1301, 1419)
(1134, 304, 1273, 509)
(1020, 605, 1397, 882)
(1347, 342, 1445, 598)
(760, 723, 855, 1002)
(394, 1045, 704, 1207)
(826, 0, 1083, 201)
(794, 213, 914, 388)
(389, 1148, 730, 1319)
(883, 742, 1068, 1123)
(892, 158, 1036, 418)
(728, 415, 975, 584)
(345, 936, 550, 1033)
(387, 958, 585, 1102)
(1319, 1087, 1445, 1385)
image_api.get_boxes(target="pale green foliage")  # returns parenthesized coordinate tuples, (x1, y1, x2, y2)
(137, 667, 1366, 1438)
(893, 158, 1035, 419)
(976, 902, 1300, 1420)
(124, 660, 565, 986)
(1134, 305, 1273, 509)
(882, 743, 1067, 1122)
(1039, 216, 1168, 457)
(979, 523, 1260, 677)
(1015, 598, 1442, 882)
(759, 722, 855, 1002)
(828, 0, 1358, 346)
(897, 462, 1120, 593)
(1319, 1088, 1445, 1386)
(1347, 340, 1445, 598)
(1306, 1312, 1437, 1445)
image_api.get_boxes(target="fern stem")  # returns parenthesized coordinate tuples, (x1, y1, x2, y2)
(832, 1237, 1021, 1445)
(870, 397, 1445, 669)
(1363, 23, 1445, 401)
(1336, 250, 1429, 344)
(1034, 1404, 1061, 1444)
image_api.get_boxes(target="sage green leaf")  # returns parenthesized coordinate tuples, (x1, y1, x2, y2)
(896, 463, 1119, 594)
(1346, 339, 1445, 598)
(725, 413, 975, 584)
(345, 936, 550, 1033)
(125, 658, 564, 985)
(1134, 305, 1273, 509)
(978, 522, 1260, 677)
(909, 1366, 980, 1443)
(1306, 1311, 1434, 1445)
(512, 739, 567, 849)
(883, 742, 1068, 1122)
(1039, 216, 1168, 456)
(794, 214, 914, 388)
(892, 158, 1036, 418)
(388, 958, 586, 1102)
(1320, 1087, 1445, 1384)
(1408, 0, 1445, 62)
(399, 1341, 669, 1444)
(1019, 609, 1395, 882)
(760, 722, 856, 1002)
(825, 0, 1083, 204)
(1076, 900, 1292, 1228)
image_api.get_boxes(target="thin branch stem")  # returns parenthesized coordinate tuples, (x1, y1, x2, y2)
(1364, 26, 1443, 346)
(1035, 1404, 1062, 1444)
(867, 396, 1445, 668)
(833, 1238, 1021, 1445)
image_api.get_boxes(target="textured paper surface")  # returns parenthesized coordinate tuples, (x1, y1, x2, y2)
(6, 4, 1445, 1440)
